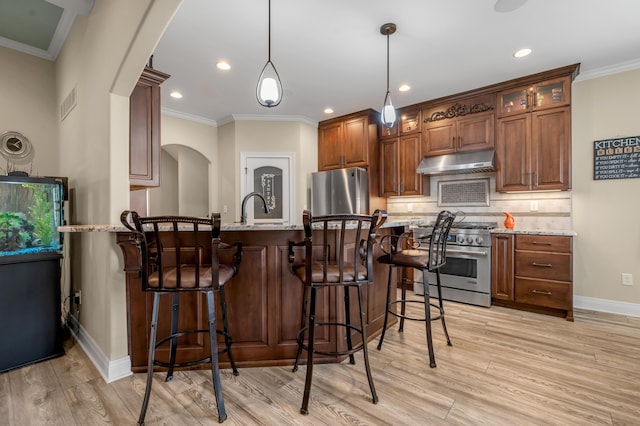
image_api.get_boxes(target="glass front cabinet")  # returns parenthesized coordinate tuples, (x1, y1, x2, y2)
(497, 76, 571, 117)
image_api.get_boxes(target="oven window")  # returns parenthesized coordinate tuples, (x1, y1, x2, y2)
(439, 256, 477, 279)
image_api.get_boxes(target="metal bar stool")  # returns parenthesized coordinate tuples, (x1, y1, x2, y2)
(287, 209, 387, 415)
(120, 211, 242, 425)
(377, 210, 455, 368)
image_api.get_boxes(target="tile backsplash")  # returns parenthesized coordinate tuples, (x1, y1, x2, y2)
(386, 172, 572, 230)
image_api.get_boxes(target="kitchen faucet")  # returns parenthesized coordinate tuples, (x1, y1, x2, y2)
(240, 191, 270, 225)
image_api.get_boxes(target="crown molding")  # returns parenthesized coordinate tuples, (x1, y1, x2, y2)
(575, 58, 640, 81)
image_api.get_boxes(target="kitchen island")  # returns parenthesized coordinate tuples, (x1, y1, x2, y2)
(100, 220, 411, 372)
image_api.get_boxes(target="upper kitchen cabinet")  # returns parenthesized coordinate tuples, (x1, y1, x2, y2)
(497, 107, 571, 192)
(380, 107, 428, 196)
(421, 94, 495, 157)
(495, 65, 578, 192)
(497, 76, 571, 117)
(380, 134, 426, 196)
(129, 66, 170, 189)
(318, 109, 379, 171)
(318, 109, 386, 212)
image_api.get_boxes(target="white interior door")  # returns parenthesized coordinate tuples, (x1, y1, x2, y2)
(241, 153, 293, 224)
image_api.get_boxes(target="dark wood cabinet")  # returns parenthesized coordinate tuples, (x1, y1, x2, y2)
(117, 226, 401, 371)
(495, 72, 574, 192)
(491, 233, 514, 301)
(380, 134, 425, 196)
(318, 109, 378, 171)
(496, 106, 571, 192)
(379, 108, 428, 197)
(497, 76, 571, 117)
(129, 66, 170, 189)
(318, 109, 385, 212)
(492, 233, 573, 321)
(421, 94, 495, 157)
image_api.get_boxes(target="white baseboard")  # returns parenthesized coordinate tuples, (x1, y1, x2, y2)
(574, 296, 640, 318)
(67, 315, 132, 383)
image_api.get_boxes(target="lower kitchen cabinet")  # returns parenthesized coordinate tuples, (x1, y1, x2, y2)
(491, 233, 573, 321)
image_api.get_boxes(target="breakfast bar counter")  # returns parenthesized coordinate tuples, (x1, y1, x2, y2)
(63, 221, 407, 372)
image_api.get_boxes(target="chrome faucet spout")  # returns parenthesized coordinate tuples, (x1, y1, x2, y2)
(240, 191, 270, 225)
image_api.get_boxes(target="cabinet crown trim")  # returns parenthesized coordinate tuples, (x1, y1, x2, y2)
(424, 102, 494, 123)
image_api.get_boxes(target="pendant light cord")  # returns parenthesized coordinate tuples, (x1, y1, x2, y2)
(268, 0, 272, 62)
(386, 31, 390, 93)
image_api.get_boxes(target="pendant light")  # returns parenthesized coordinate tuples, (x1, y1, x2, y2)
(380, 23, 397, 128)
(256, 0, 283, 107)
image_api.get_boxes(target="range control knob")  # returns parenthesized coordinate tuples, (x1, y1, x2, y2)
(466, 236, 474, 244)
(476, 236, 484, 245)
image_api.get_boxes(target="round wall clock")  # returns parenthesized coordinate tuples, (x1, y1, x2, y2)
(1, 131, 35, 165)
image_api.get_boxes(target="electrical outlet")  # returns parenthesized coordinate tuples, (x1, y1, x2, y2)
(223, 205, 228, 213)
(74, 290, 82, 305)
(622, 273, 633, 286)
(407, 203, 413, 212)
(530, 200, 539, 211)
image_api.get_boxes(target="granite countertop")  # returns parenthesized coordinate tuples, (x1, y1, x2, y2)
(490, 228, 577, 237)
(58, 218, 422, 233)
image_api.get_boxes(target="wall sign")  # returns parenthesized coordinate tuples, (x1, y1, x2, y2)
(593, 136, 640, 180)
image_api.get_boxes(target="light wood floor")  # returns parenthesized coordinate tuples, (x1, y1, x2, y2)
(1, 295, 639, 425)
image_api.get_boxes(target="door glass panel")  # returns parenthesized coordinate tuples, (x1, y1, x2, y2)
(500, 89, 529, 114)
(535, 81, 565, 107)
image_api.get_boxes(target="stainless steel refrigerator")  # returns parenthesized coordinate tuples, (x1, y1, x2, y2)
(311, 167, 369, 215)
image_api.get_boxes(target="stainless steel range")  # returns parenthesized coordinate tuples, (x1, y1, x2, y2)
(412, 222, 495, 307)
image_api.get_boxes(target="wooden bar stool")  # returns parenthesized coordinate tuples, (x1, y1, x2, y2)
(120, 211, 242, 424)
(287, 209, 387, 415)
(376, 210, 456, 368)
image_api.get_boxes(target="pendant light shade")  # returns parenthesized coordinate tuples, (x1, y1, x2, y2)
(381, 91, 396, 128)
(257, 0, 283, 107)
(380, 23, 397, 128)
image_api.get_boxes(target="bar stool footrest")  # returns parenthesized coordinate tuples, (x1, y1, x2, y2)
(296, 322, 365, 357)
(388, 299, 445, 322)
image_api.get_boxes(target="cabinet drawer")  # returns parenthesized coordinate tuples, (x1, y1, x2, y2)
(515, 278, 572, 310)
(515, 235, 571, 253)
(515, 251, 571, 281)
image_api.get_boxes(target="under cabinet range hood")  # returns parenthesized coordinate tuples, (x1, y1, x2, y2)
(416, 148, 495, 175)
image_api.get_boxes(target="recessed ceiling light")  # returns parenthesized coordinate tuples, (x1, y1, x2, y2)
(494, 0, 528, 13)
(514, 48, 532, 58)
(399, 84, 411, 92)
(216, 61, 231, 71)
(170, 91, 183, 99)
(324, 108, 334, 114)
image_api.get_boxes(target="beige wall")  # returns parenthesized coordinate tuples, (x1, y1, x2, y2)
(54, 0, 181, 367)
(217, 119, 318, 224)
(148, 150, 179, 215)
(0, 46, 58, 176)
(572, 69, 640, 305)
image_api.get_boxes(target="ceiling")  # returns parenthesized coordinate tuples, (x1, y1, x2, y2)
(0, 0, 93, 60)
(3, 0, 640, 126)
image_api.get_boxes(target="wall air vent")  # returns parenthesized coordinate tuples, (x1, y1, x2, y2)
(60, 86, 77, 121)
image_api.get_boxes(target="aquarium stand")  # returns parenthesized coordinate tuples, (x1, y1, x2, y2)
(0, 252, 64, 373)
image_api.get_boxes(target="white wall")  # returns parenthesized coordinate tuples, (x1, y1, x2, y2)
(572, 69, 640, 306)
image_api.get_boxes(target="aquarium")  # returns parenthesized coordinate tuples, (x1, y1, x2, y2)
(0, 175, 64, 258)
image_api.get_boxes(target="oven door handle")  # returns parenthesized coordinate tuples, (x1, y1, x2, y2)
(446, 248, 489, 257)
